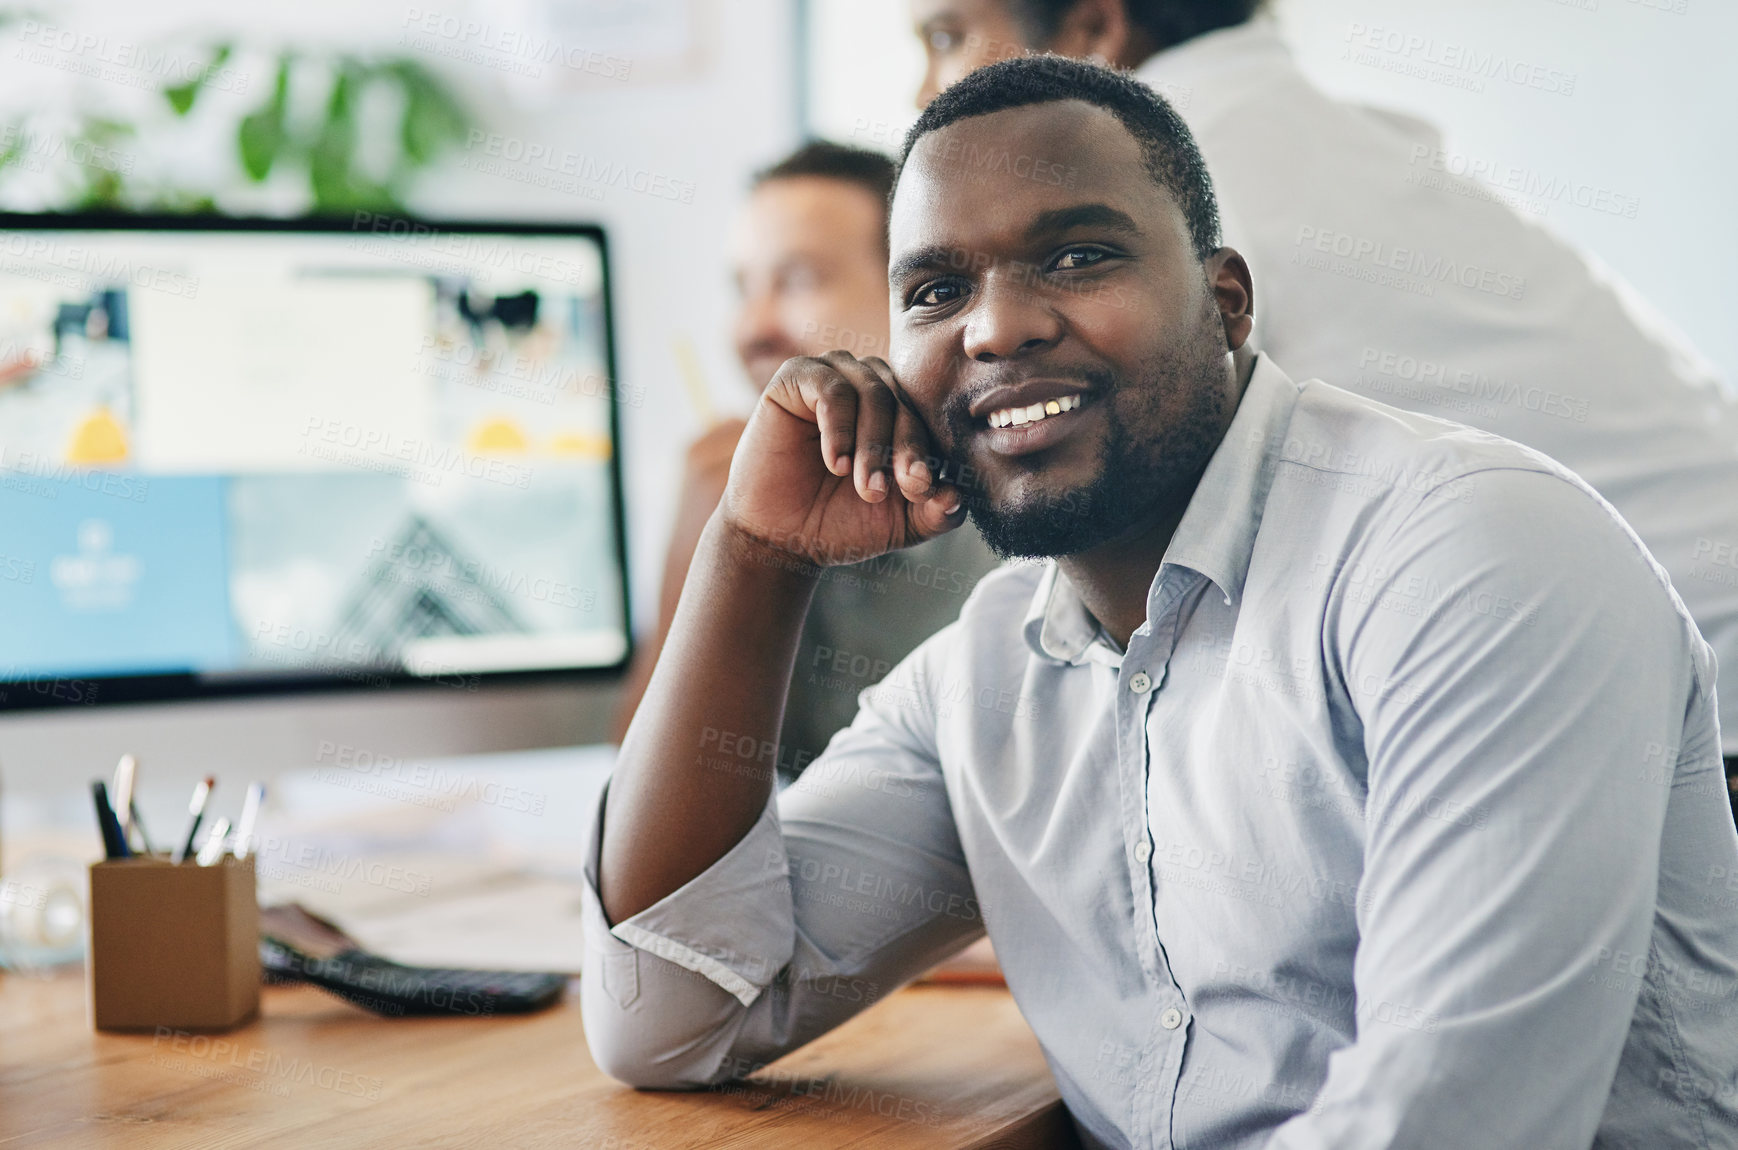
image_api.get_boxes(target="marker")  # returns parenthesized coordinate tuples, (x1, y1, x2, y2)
(91, 780, 130, 860)
(172, 776, 215, 864)
(233, 783, 265, 861)
(195, 817, 231, 866)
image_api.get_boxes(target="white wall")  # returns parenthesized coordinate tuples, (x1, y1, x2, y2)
(802, 0, 1738, 386)
(0, 0, 799, 799)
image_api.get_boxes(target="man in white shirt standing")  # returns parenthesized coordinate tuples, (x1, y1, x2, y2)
(583, 57, 1738, 1149)
(910, 0, 1738, 807)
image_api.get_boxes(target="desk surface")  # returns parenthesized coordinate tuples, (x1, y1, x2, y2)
(0, 972, 1069, 1149)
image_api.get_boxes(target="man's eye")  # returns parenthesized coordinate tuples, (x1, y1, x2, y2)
(927, 28, 960, 53)
(912, 280, 964, 307)
(1052, 247, 1109, 271)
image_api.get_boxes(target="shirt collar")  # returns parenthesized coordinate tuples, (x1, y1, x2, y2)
(1022, 354, 1301, 664)
(1133, 16, 1294, 128)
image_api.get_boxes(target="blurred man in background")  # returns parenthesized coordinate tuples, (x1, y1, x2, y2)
(912, 0, 1738, 812)
(614, 142, 1001, 789)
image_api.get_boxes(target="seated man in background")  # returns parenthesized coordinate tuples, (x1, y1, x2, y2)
(585, 58, 1738, 1148)
(912, 0, 1738, 814)
(612, 142, 1002, 780)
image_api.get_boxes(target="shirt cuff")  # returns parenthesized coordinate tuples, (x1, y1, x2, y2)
(581, 783, 794, 1008)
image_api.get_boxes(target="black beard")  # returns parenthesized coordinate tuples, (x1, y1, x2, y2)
(938, 312, 1231, 561)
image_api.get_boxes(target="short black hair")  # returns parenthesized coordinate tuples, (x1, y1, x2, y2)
(1010, 0, 1266, 51)
(898, 54, 1221, 259)
(752, 140, 897, 210)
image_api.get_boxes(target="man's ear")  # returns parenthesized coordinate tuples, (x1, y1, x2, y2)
(1207, 248, 1255, 352)
(1045, 0, 1136, 66)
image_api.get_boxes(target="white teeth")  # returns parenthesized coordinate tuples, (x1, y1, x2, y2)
(987, 393, 1082, 429)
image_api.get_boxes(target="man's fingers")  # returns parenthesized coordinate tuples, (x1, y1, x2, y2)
(891, 404, 938, 501)
(907, 482, 966, 540)
(814, 351, 898, 502)
(852, 380, 896, 503)
(812, 373, 858, 477)
(860, 357, 942, 502)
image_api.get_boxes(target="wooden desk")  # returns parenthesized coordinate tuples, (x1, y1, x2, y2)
(0, 972, 1070, 1149)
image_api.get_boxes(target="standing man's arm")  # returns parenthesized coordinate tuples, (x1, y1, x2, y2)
(600, 349, 963, 923)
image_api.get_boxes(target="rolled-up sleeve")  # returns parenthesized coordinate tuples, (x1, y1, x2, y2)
(1268, 468, 1720, 1149)
(579, 626, 986, 1089)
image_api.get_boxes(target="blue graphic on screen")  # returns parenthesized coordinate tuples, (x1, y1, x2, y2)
(0, 476, 236, 676)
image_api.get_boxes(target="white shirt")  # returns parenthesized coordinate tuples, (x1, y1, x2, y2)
(581, 357, 1738, 1149)
(1138, 20, 1738, 752)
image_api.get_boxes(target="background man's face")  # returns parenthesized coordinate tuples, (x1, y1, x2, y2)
(888, 100, 1238, 557)
(731, 176, 891, 390)
(911, 0, 1036, 107)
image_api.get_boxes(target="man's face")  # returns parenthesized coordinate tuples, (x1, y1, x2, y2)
(911, 0, 1037, 108)
(731, 176, 890, 391)
(888, 100, 1246, 558)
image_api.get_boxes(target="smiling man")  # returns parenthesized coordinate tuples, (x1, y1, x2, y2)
(910, 0, 1738, 815)
(582, 58, 1738, 1149)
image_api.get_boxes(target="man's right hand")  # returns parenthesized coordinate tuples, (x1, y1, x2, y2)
(721, 351, 965, 569)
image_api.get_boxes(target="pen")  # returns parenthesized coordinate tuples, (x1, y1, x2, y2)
(195, 817, 231, 866)
(111, 754, 154, 854)
(172, 776, 215, 864)
(112, 754, 136, 843)
(91, 780, 130, 859)
(233, 782, 265, 861)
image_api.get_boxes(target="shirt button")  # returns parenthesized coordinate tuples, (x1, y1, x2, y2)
(1134, 841, 1152, 863)
(1128, 671, 1153, 694)
(1160, 1007, 1185, 1030)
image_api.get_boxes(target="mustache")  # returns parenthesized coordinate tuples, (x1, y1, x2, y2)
(934, 363, 1119, 470)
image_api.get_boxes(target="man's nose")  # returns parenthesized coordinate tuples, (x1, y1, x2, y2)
(961, 272, 1063, 362)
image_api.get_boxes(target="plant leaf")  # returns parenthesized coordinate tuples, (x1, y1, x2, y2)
(236, 57, 290, 183)
(163, 44, 232, 116)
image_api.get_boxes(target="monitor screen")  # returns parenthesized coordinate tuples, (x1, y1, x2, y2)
(0, 214, 630, 709)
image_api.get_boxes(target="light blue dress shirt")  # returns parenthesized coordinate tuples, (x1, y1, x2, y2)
(581, 356, 1738, 1149)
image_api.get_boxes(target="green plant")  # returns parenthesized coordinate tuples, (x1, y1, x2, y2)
(0, 27, 472, 215)
(224, 52, 471, 214)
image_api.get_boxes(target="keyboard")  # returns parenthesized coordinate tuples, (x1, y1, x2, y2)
(260, 936, 566, 1017)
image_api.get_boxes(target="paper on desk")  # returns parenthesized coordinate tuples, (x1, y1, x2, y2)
(254, 744, 613, 972)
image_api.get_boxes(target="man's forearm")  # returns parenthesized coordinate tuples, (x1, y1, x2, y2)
(599, 511, 820, 924)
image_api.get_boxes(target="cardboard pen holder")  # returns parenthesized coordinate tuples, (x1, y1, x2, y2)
(88, 855, 259, 1032)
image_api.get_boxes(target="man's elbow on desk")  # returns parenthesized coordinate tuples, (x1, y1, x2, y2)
(580, 932, 755, 1091)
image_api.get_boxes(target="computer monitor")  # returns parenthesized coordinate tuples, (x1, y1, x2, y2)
(0, 213, 630, 710)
